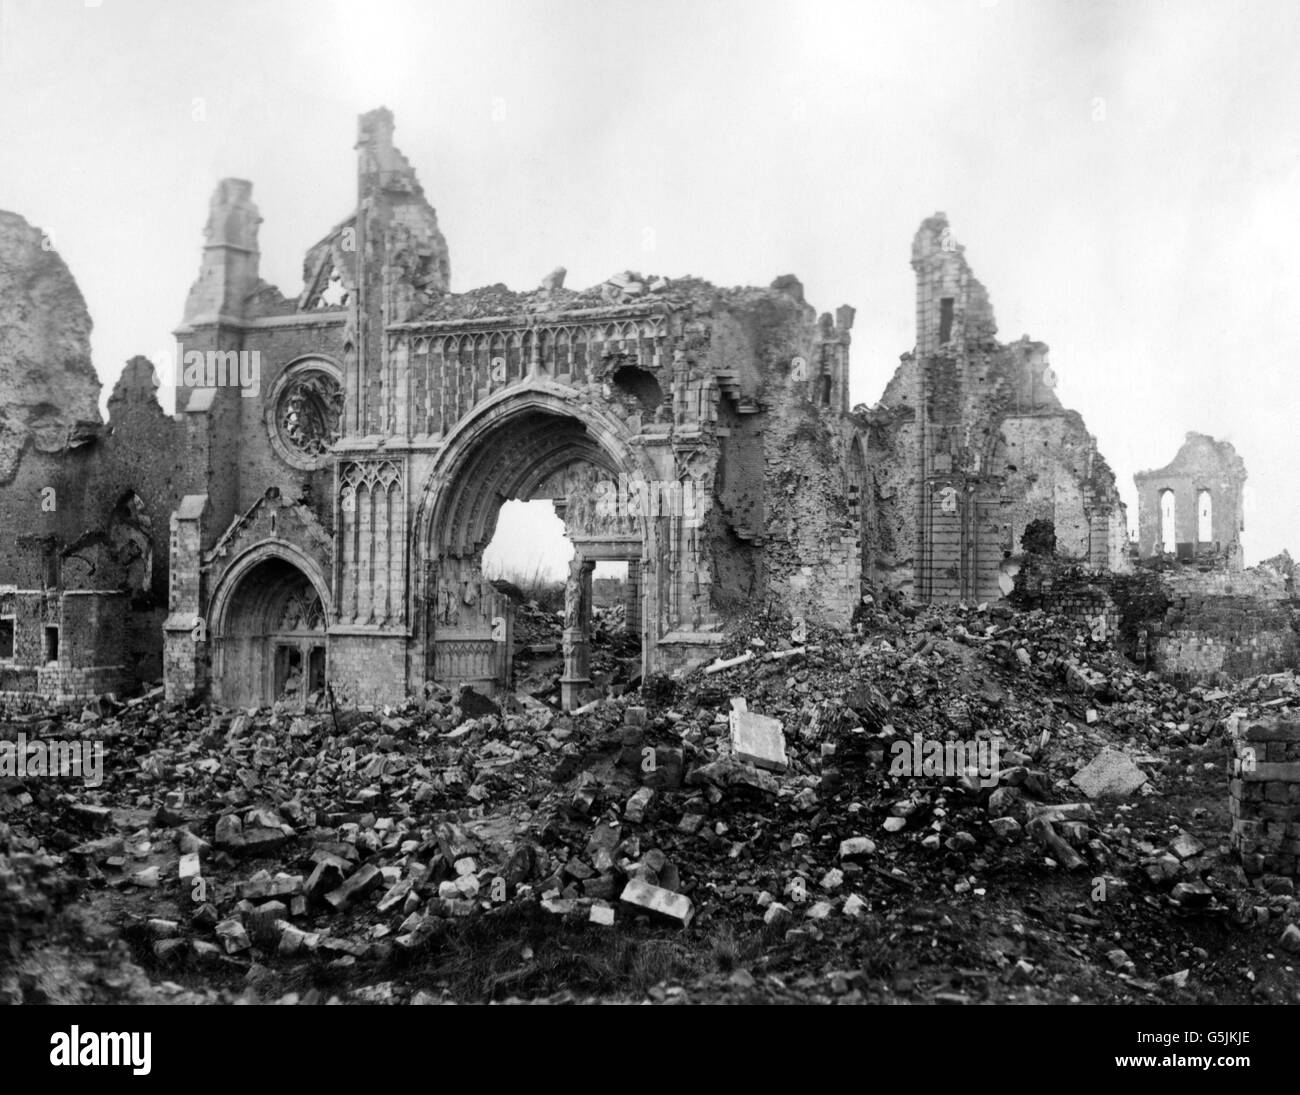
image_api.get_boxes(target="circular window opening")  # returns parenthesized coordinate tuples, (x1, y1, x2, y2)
(268, 362, 343, 469)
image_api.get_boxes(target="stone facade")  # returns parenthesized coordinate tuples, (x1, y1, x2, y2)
(158, 108, 861, 709)
(0, 115, 1174, 713)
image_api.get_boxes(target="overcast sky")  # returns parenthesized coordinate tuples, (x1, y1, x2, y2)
(1, 0, 1295, 577)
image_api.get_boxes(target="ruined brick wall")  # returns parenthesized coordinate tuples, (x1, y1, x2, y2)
(1139, 561, 1300, 685)
(0, 210, 198, 699)
(0, 362, 187, 601)
(1012, 558, 1120, 636)
(1228, 714, 1300, 877)
(1165, 562, 1291, 601)
(1154, 593, 1299, 684)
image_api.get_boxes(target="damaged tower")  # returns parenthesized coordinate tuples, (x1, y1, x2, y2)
(858, 213, 1130, 603)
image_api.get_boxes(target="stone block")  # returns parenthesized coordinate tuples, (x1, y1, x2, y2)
(1070, 749, 1147, 798)
(730, 708, 788, 773)
(324, 863, 384, 910)
(619, 878, 694, 927)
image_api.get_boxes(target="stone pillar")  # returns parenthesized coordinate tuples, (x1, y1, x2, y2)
(163, 494, 209, 702)
(560, 556, 595, 710)
(625, 559, 642, 632)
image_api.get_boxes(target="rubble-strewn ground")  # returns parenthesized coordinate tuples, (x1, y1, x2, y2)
(4, 598, 1300, 1005)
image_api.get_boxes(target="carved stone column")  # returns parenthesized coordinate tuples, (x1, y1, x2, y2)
(560, 555, 595, 710)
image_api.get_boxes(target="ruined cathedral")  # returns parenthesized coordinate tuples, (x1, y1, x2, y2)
(0, 109, 1130, 711)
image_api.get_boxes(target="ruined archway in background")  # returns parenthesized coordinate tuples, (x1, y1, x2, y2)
(415, 387, 653, 706)
(207, 544, 331, 708)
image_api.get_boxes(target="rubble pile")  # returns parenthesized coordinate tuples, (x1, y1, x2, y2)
(509, 596, 640, 703)
(4, 598, 1300, 1003)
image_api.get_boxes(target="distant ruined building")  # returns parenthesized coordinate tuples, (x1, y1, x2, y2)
(1134, 432, 1246, 568)
(0, 109, 1135, 710)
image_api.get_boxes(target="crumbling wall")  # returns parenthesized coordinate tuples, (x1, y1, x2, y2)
(870, 213, 1128, 603)
(1117, 558, 1299, 685)
(0, 212, 196, 699)
(0, 212, 101, 485)
(1012, 557, 1120, 637)
(854, 401, 917, 597)
(997, 412, 1109, 561)
(702, 280, 858, 628)
(1155, 594, 1298, 684)
(712, 396, 763, 610)
(0, 357, 194, 698)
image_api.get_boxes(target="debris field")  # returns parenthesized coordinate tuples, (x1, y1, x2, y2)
(4, 597, 1300, 1005)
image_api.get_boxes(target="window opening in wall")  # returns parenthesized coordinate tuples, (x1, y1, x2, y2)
(268, 362, 344, 470)
(938, 297, 954, 344)
(1197, 489, 1213, 544)
(44, 626, 59, 664)
(1159, 488, 1176, 554)
(318, 269, 347, 308)
(274, 644, 303, 700)
(0, 618, 14, 659)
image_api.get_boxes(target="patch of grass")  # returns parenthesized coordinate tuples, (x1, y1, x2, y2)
(629, 937, 695, 993)
(709, 922, 741, 972)
(387, 905, 705, 1002)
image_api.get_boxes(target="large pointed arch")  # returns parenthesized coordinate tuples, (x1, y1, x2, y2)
(411, 380, 660, 702)
(414, 381, 656, 557)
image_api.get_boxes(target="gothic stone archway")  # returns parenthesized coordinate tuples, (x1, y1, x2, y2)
(208, 549, 330, 708)
(415, 388, 654, 708)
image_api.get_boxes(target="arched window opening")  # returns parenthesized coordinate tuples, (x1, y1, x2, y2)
(1159, 489, 1176, 554)
(1197, 489, 1213, 544)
